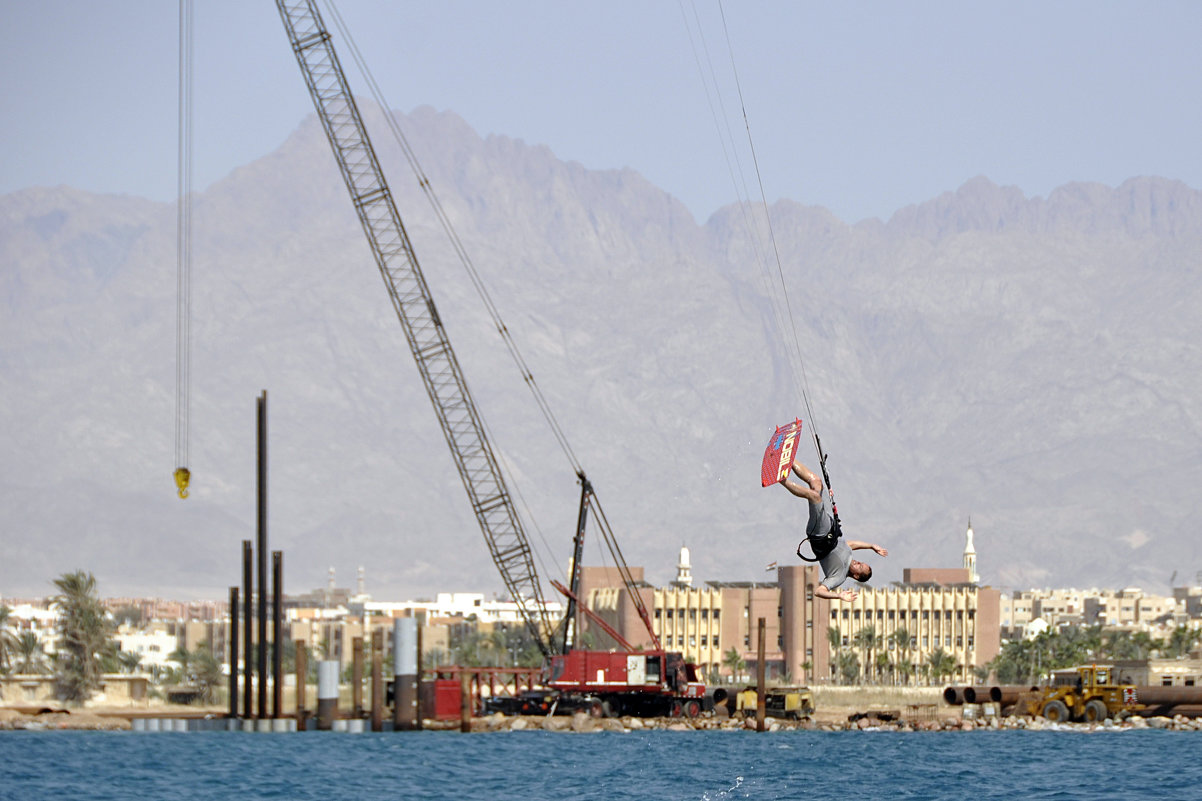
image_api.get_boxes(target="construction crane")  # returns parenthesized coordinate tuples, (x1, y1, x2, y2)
(275, 0, 556, 657)
(273, 5, 706, 717)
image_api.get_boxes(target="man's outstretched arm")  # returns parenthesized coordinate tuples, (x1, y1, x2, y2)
(846, 541, 888, 557)
(813, 584, 858, 602)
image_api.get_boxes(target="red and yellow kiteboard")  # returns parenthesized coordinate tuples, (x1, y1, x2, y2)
(760, 418, 804, 487)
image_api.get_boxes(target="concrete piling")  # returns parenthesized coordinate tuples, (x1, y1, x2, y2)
(317, 660, 339, 731)
(394, 618, 418, 730)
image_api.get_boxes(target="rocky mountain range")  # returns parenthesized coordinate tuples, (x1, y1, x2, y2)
(2, 104, 1200, 602)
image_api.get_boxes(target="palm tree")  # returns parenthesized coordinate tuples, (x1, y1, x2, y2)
(14, 632, 48, 675)
(52, 570, 113, 702)
(836, 650, 860, 685)
(189, 643, 224, 705)
(852, 625, 879, 685)
(117, 650, 142, 675)
(876, 651, 893, 684)
(0, 605, 16, 675)
(889, 626, 912, 686)
(926, 647, 958, 685)
(1165, 625, 1201, 658)
(722, 647, 746, 683)
(827, 625, 842, 684)
(167, 646, 192, 684)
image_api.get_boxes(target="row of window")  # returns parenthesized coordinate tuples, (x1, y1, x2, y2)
(659, 635, 722, 649)
(654, 608, 722, 621)
(830, 608, 977, 622)
(836, 635, 975, 649)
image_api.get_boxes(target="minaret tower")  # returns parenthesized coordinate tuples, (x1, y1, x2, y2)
(963, 517, 980, 584)
(674, 544, 693, 588)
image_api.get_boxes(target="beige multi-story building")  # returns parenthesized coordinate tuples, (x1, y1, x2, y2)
(584, 522, 1003, 685)
(781, 564, 1001, 685)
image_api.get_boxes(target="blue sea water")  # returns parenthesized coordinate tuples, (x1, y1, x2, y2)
(1, 728, 1198, 801)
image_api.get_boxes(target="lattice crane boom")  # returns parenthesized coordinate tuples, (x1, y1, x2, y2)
(275, 0, 555, 658)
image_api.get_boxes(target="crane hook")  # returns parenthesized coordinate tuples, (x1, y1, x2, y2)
(174, 467, 191, 499)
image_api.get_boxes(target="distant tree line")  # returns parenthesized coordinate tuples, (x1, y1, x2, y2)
(988, 624, 1202, 685)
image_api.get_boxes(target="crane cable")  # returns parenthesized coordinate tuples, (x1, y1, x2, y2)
(173, 0, 194, 499)
(322, 2, 582, 477)
(322, 1, 584, 589)
(683, 0, 826, 459)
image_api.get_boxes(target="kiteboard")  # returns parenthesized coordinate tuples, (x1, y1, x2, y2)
(760, 418, 804, 487)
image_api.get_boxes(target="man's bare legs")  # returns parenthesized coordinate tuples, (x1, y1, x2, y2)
(781, 459, 822, 504)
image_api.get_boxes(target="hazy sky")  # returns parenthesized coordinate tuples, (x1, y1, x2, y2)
(2, 0, 1200, 224)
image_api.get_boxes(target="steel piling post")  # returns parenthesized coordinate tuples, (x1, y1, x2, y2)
(756, 617, 767, 732)
(229, 586, 239, 719)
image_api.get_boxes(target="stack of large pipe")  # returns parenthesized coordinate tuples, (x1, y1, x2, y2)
(944, 684, 1202, 717)
(943, 685, 1040, 706)
(1131, 686, 1202, 717)
(942, 686, 966, 705)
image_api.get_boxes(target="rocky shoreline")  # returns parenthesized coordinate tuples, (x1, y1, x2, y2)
(5, 706, 1201, 733)
(461, 710, 1202, 734)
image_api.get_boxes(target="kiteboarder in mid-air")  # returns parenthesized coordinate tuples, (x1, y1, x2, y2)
(781, 458, 887, 602)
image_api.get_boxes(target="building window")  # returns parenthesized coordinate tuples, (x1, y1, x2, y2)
(666, 609, 673, 619)
(777, 606, 782, 618)
(922, 637, 929, 647)
(967, 636, 974, 648)
(713, 610, 720, 622)
(690, 636, 696, 647)
(777, 636, 783, 648)
(805, 648, 812, 657)
(744, 636, 750, 647)
(806, 621, 812, 629)
(922, 611, 929, 620)
(689, 609, 697, 621)
(945, 636, 951, 647)
(701, 609, 708, 620)
(701, 636, 708, 647)
(956, 636, 963, 647)
(655, 609, 662, 619)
